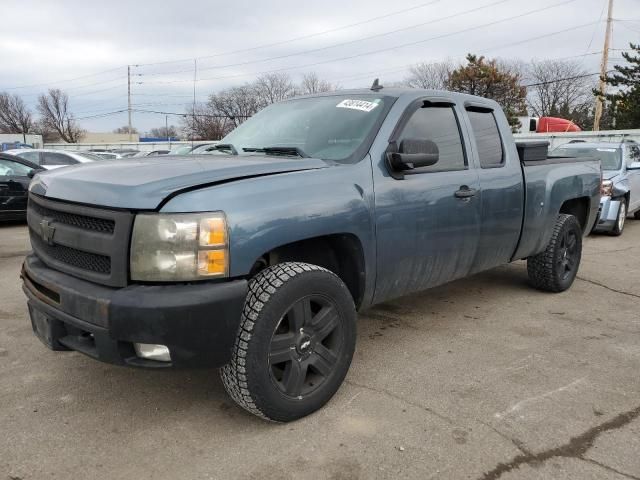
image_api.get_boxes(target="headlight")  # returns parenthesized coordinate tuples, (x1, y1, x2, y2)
(601, 180, 613, 197)
(130, 212, 228, 281)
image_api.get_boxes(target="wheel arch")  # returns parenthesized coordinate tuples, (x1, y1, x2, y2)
(559, 196, 590, 232)
(248, 234, 366, 309)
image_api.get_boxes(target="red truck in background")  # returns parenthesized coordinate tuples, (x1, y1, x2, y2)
(518, 116, 582, 133)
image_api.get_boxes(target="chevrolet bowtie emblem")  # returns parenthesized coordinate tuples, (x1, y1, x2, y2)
(39, 218, 56, 245)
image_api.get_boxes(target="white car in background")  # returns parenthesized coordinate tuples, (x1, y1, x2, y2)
(3, 149, 105, 170)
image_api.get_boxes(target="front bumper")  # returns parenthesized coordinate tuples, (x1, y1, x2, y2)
(593, 196, 621, 232)
(21, 254, 247, 368)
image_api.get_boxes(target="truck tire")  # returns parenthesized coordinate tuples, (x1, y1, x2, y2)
(610, 199, 627, 236)
(220, 262, 357, 422)
(527, 214, 582, 293)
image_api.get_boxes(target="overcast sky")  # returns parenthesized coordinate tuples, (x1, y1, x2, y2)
(1, 0, 638, 134)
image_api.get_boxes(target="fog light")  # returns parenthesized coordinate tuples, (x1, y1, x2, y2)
(134, 343, 171, 362)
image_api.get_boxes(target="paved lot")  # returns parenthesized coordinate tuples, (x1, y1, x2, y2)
(1, 221, 639, 480)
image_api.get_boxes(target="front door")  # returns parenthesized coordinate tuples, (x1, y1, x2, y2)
(373, 99, 481, 303)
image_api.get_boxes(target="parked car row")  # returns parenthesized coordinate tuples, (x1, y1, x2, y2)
(3, 140, 639, 237)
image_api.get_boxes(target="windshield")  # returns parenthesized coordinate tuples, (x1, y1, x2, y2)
(220, 95, 390, 161)
(550, 145, 622, 170)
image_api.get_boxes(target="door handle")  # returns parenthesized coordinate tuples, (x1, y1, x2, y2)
(454, 186, 477, 199)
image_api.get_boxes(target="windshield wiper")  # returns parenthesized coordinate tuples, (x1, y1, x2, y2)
(242, 146, 309, 158)
(212, 143, 238, 155)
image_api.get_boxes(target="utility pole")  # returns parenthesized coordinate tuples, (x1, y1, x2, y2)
(127, 65, 133, 142)
(593, 0, 614, 131)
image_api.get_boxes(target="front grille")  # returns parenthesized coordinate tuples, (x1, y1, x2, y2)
(30, 200, 115, 234)
(30, 229, 111, 274)
(27, 194, 134, 287)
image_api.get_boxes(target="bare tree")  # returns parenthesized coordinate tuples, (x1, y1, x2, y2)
(210, 85, 262, 128)
(253, 73, 295, 107)
(526, 59, 594, 121)
(182, 103, 231, 140)
(298, 72, 338, 95)
(37, 89, 84, 143)
(0, 92, 33, 134)
(403, 61, 454, 90)
(113, 125, 138, 134)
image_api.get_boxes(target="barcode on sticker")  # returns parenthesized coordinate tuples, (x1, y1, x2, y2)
(336, 99, 379, 112)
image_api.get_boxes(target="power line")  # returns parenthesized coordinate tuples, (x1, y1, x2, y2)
(141, 14, 595, 87)
(132, 0, 444, 68)
(75, 109, 128, 120)
(0, 66, 125, 91)
(136, 0, 512, 77)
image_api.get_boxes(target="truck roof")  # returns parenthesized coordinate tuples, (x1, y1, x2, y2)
(298, 87, 501, 109)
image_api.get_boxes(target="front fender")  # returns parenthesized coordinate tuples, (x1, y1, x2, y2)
(160, 159, 377, 304)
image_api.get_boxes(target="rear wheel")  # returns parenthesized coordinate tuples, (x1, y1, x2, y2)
(527, 214, 582, 293)
(610, 199, 627, 236)
(635, 210, 640, 220)
(220, 262, 356, 422)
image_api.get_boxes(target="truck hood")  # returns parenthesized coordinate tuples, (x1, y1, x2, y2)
(31, 155, 330, 209)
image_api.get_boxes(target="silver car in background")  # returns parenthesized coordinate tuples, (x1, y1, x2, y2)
(550, 141, 640, 236)
(3, 148, 105, 170)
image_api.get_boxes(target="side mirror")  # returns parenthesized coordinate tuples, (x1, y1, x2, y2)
(387, 139, 439, 177)
(27, 168, 44, 179)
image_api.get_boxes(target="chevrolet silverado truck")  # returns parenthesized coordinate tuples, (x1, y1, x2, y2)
(22, 87, 600, 422)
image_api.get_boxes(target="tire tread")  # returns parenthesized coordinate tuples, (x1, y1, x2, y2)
(220, 262, 332, 421)
(527, 213, 581, 293)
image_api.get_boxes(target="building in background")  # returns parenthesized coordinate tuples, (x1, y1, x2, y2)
(80, 132, 141, 143)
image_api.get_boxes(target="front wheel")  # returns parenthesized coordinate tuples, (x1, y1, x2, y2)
(527, 214, 582, 293)
(220, 262, 356, 422)
(610, 199, 627, 236)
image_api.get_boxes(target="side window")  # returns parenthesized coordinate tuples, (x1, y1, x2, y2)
(467, 109, 504, 168)
(41, 152, 76, 166)
(398, 105, 466, 173)
(17, 151, 40, 164)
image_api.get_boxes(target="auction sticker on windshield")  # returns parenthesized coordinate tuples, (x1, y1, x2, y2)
(336, 99, 380, 112)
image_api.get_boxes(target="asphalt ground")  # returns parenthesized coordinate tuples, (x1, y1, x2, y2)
(1, 220, 639, 480)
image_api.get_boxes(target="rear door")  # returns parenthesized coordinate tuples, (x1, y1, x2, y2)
(463, 106, 524, 274)
(373, 98, 481, 303)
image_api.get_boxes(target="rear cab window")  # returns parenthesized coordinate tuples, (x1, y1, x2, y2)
(466, 109, 504, 168)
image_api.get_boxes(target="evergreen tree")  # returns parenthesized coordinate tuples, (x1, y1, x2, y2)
(447, 54, 527, 128)
(602, 43, 640, 129)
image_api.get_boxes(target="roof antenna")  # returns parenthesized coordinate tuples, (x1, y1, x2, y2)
(370, 78, 383, 92)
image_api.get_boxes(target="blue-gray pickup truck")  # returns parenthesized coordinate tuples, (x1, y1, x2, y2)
(22, 87, 601, 421)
